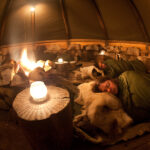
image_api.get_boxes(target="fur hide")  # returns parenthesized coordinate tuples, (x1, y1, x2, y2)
(74, 81, 133, 136)
(73, 66, 104, 81)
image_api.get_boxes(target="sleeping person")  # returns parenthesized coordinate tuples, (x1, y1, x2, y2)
(96, 71, 150, 123)
(74, 81, 133, 136)
(73, 71, 150, 142)
(94, 55, 147, 78)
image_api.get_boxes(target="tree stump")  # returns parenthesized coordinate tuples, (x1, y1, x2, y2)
(13, 86, 72, 150)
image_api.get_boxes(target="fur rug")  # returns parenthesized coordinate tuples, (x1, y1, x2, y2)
(69, 66, 104, 84)
(73, 81, 150, 145)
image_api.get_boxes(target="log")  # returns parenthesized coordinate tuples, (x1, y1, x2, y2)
(13, 86, 73, 150)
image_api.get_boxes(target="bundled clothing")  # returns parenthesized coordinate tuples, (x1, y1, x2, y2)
(118, 71, 150, 123)
(102, 59, 146, 78)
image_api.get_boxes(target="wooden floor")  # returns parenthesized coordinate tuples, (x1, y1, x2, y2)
(72, 134, 150, 150)
(0, 110, 150, 150)
(0, 122, 150, 150)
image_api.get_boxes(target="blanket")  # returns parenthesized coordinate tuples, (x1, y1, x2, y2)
(103, 59, 146, 78)
(118, 71, 150, 123)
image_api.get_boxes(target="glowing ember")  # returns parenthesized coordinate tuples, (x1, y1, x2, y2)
(36, 60, 45, 68)
(10, 60, 20, 80)
(44, 60, 52, 72)
(45, 60, 49, 66)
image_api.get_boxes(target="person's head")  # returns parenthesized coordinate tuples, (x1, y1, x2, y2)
(94, 55, 109, 69)
(97, 76, 118, 95)
(97, 62, 107, 69)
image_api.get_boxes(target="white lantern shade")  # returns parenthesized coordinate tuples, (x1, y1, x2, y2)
(58, 58, 63, 63)
(30, 81, 47, 100)
(99, 50, 105, 55)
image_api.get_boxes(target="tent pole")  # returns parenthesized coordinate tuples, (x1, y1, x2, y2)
(91, 0, 109, 46)
(127, 0, 150, 42)
(60, 0, 71, 47)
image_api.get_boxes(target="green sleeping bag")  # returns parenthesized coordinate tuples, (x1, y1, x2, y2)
(103, 59, 146, 78)
(118, 71, 150, 123)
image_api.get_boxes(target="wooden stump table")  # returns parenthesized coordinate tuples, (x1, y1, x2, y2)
(13, 85, 72, 150)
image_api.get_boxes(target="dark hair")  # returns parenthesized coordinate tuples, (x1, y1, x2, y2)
(94, 55, 111, 69)
(92, 76, 110, 92)
(92, 76, 119, 92)
(94, 55, 105, 69)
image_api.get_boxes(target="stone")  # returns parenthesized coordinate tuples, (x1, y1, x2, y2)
(0, 68, 12, 86)
(126, 47, 140, 56)
(45, 44, 61, 52)
(106, 46, 115, 52)
(11, 74, 28, 87)
(67, 44, 81, 50)
(84, 44, 102, 51)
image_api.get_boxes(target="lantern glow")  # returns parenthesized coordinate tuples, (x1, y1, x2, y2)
(30, 6, 35, 12)
(30, 81, 47, 101)
(99, 50, 106, 55)
(58, 58, 63, 63)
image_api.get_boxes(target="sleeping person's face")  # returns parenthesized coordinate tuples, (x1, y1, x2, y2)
(98, 80, 118, 95)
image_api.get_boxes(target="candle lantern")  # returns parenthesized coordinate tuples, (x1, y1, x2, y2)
(55, 58, 68, 72)
(58, 58, 63, 63)
(99, 50, 106, 55)
(30, 81, 47, 101)
(13, 82, 72, 150)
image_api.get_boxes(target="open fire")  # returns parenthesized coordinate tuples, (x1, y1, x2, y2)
(12, 48, 53, 81)
(0, 48, 54, 87)
(19, 48, 43, 76)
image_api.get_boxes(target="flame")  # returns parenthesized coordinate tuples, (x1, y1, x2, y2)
(9, 60, 20, 81)
(19, 48, 52, 77)
(20, 49, 40, 76)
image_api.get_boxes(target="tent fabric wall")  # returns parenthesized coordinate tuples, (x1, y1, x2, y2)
(95, 0, 145, 41)
(0, 0, 7, 26)
(64, 0, 105, 39)
(133, 0, 150, 40)
(0, 2, 6, 23)
(1, 0, 67, 45)
(2, 0, 28, 45)
(35, 0, 66, 41)
(0, 0, 150, 46)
